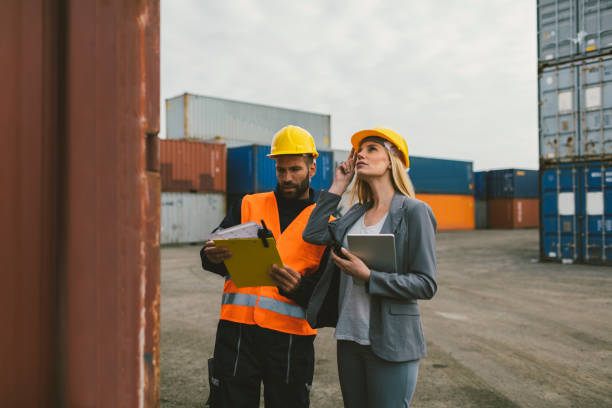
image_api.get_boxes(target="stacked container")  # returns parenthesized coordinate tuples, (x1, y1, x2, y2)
(486, 169, 539, 229)
(538, 0, 612, 264)
(160, 139, 227, 244)
(330, 150, 475, 231)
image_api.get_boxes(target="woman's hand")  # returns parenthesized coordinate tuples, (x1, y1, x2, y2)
(328, 148, 356, 196)
(331, 247, 370, 282)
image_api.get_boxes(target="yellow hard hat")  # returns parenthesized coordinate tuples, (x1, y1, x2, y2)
(351, 127, 409, 168)
(268, 125, 319, 158)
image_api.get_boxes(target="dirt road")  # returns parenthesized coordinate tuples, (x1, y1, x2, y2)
(160, 229, 612, 407)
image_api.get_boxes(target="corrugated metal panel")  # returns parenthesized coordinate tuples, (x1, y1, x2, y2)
(160, 139, 226, 192)
(486, 169, 539, 199)
(161, 193, 226, 244)
(578, 0, 612, 56)
(166, 93, 332, 150)
(579, 56, 612, 157)
(415, 194, 475, 230)
(3, 0, 161, 406)
(539, 61, 580, 161)
(540, 160, 612, 265)
(538, 0, 578, 63)
(488, 199, 540, 228)
(410, 157, 473, 195)
(226, 144, 334, 195)
(475, 200, 488, 229)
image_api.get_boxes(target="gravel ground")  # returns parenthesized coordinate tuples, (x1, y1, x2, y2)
(160, 229, 612, 407)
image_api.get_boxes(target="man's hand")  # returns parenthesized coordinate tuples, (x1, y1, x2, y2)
(203, 240, 232, 264)
(269, 264, 301, 293)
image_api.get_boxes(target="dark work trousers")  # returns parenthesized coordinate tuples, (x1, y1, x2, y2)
(208, 319, 315, 408)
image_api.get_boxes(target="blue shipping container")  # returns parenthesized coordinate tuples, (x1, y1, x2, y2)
(578, 0, 612, 56)
(540, 160, 612, 265)
(409, 156, 473, 195)
(487, 169, 539, 199)
(226, 145, 334, 195)
(474, 171, 488, 200)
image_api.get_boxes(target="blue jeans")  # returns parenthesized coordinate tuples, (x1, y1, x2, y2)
(337, 340, 420, 408)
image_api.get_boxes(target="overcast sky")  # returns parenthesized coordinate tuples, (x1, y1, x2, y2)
(161, 0, 538, 171)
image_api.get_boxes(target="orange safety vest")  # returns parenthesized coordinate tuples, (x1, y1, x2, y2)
(219, 192, 327, 335)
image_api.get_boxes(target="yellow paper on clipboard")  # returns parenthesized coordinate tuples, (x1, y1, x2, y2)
(213, 237, 283, 288)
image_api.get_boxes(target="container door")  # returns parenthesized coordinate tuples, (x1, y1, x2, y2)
(578, 0, 612, 56)
(582, 162, 612, 264)
(580, 57, 612, 156)
(538, 0, 578, 62)
(540, 64, 580, 160)
(541, 165, 582, 262)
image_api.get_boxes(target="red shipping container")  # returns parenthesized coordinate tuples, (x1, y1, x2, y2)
(161, 139, 226, 192)
(488, 198, 539, 229)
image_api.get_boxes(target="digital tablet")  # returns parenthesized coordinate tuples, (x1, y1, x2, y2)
(347, 233, 396, 273)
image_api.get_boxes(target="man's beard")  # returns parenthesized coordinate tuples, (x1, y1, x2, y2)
(279, 176, 310, 199)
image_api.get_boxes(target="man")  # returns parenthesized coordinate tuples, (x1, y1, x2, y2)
(202, 125, 329, 408)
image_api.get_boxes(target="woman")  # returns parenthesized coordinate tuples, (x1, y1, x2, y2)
(270, 127, 437, 408)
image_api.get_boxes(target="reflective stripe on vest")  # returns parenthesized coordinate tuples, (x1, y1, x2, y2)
(222, 293, 307, 320)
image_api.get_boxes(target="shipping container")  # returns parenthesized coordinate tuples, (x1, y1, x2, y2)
(486, 169, 539, 199)
(540, 160, 612, 264)
(166, 93, 331, 150)
(160, 139, 226, 192)
(578, 56, 612, 157)
(539, 61, 581, 160)
(409, 157, 473, 195)
(488, 198, 540, 229)
(415, 194, 475, 231)
(578, 0, 612, 56)
(2, 0, 161, 405)
(475, 200, 489, 229)
(161, 193, 226, 244)
(226, 145, 334, 195)
(538, 0, 578, 63)
(540, 55, 612, 161)
(474, 171, 488, 200)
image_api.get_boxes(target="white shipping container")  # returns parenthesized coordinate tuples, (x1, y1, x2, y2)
(166, 93, 331, 150)
(161, 192, 226, 244)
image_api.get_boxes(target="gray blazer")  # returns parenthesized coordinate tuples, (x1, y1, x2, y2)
(302, 190, 437, 362)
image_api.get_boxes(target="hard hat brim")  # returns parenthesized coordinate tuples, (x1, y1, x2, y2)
(267, 151, 319, 159)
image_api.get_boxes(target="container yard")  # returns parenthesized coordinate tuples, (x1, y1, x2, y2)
(6, 1, 612, 407)
(161, 229, 612, 407)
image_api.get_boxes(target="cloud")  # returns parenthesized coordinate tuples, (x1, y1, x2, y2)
(161, 0, 538, 170)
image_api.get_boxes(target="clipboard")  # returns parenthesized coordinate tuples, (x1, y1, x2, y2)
(213, 237, 282, 288)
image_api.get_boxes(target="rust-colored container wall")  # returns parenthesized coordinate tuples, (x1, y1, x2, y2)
(1, 1, 61, 404)
(488, 198, 540, 229)
(160, 139, 227, 192)
(1, 0, 161, 406)
(415, 194, 475, 230)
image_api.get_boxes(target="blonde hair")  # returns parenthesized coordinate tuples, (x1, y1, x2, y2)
(350, 146, 415, 204)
